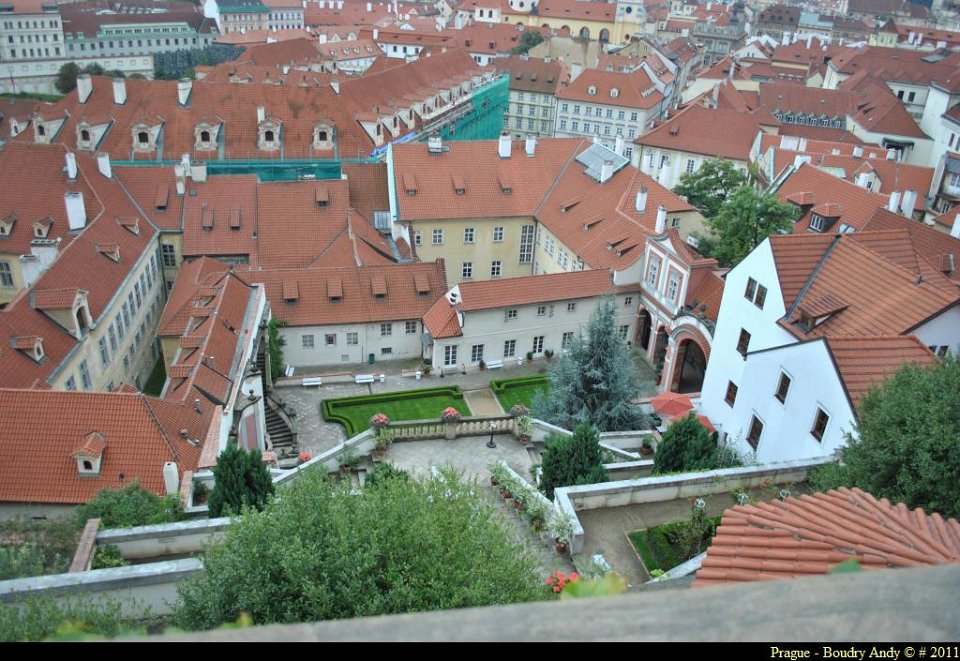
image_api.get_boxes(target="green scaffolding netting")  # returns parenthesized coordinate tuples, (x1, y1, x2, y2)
(436, 74, 509, 143)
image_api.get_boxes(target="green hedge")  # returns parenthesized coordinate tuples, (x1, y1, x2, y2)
(321, 387, 469, 436)
(628, 516, 721, 574)
(489, 375, 549, 392)
(489, 376, 549, 411)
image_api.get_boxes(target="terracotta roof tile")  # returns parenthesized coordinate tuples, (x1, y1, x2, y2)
(456, 269, 619, 311)
(775, 163, 890, 232)
(500, 54, 570, 95)
(695, 487, 960, 587)
(557, 68, 663, 110)
(636, 105, 764, 161)
(827, 335, 935, 408)
(862, 208, 960, 288)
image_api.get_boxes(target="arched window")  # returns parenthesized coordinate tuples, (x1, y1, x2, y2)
(82, 460, 93, 470)
(264, 130, 275, 142)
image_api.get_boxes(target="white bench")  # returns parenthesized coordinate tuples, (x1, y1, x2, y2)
(401, 368, 422, 378)
(441, 365, 460, 376)
(301, 376, 323, 387)
(485, 359, 504, 370)
(355, 374, 375, 385)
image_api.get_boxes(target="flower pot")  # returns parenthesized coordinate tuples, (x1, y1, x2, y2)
(518, 434, 531, 447)
(640, 445, 654, 456)
(500, 489, 512, 500)
(532, 518, 545, 532)
(372, 447, 387, 461)
(514, 500, 525, 512)
(554, 541, 569, 555)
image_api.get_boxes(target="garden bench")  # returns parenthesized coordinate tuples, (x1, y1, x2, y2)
(301, 377, 323, 387)
(355, 374, 376, 385)
(484, 359, 503, 370)
(401, 368, 422, 378)
(441, 365, 460, 376)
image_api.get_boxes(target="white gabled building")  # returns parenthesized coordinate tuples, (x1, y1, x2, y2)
(700, 228, 960, 463)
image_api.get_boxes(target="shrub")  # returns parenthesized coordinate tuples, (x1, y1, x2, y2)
(653, 415, 742, 475)
(91, 545, 127, 570)
(76, 481, 182, 529)
(539, 422, 608, 499)
(207, 445, 275, 518)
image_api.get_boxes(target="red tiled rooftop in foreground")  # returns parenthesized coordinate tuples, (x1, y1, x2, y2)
(695, 487, 960, 587)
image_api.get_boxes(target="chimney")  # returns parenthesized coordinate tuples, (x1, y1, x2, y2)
(282, 64, 290, 75)
(886, 148, 897, 161)
(710, 83, 719, 108)
(20, 237, 60, 287)
(257, 106, 266, 123)
(163, 462, 180, 496)
(112, 77, 127, 105)
(642, 150, 654, 175)
(373, 28, 379, 39)
(655, 205, 667, 234)
(635, 186, 648, 212)
(65, 152, 77, 180)
(175, 164, 187, 196)
(97, 153, 112, 179)
(525, 134, 536, 156)
(614, 133, 624, 156)
(498, 131, 511, 158)
(900, 189, 918, 217)
(887, 190, 901, 213)
(177, 78, 192, 106)
(65, 192, 86, 231)
(855, 171, 870, 188)
(853, 145, 863, 158)
(76, 74, 92, 103)
(600, 159, 614, 183)
(952, 215, 960, 239)
(658, 166, 670, 187)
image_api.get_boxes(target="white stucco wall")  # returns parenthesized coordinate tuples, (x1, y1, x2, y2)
(282, 320, 424, 368)
(913, 303, 960, 354)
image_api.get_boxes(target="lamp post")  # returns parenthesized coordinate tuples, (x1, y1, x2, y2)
(487, 420, 497, 449)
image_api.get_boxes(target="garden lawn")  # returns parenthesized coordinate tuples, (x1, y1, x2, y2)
(490, 376, 550, 412)
(322, 387, 471, 436)
(628, 516, 721, 574)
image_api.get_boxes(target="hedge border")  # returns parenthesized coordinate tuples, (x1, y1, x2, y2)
(321, 386, 466, 436)
(489, 375, 549, 393)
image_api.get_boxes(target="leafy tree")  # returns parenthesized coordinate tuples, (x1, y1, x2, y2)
(267, 317, 286, 383)
(698, 186, 798, 267)
(810, 354, 960, 518)
(127, 73, 147, 80)
(104, 69, 126, 78)
(54, 62, 81, 94)
(653, 414, 742, 474)
(510, 30, 545, 55)
(75, 481, 182, 529)
(83, 63, 104, 76)
(364, 462, 409, 488)
(173, 469, 545, 630)
(533, 298, 649, 431)
(540, 422, 608, 499)
(207, 445, 275, 518)
(672, 159, 749, 219)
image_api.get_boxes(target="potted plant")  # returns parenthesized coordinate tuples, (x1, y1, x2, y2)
(192, 480, 209, 506)
(640, 438, 654, 456)
(297, 451, 313, 465)
(516, 414, 533, 446)
(526, 350, 534, 363)
(513, 486, 528, 513)
(525, 498, 547, 532)
(372, 427, 391, 460)
(544, 348, 554, 361)
(369, 413, 389, 430)
(422, 364, 432, 377)
(441, 406, 461, 440)
(478, 359, 486, 370)
(489, 462, 507, 487)
(549, 509, 575, 555)
(339, 451, 361, 475)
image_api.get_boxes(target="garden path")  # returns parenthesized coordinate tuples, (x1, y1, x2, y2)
(462, 388, 505, 416)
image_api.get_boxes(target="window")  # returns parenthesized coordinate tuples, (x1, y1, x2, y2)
(746, 415, 764, 450)
(811, 408, 829, 442)
(736, 328, 751, 357)
(471, 344, 484, 363)
(532, 335, 544, 354)
(444, 344, 458, 366)
(326, 334, 338, 346)
(505, 308, 518, 321)
(493, 226, 504, 242)
(558, 250, 568, 269)
(413, 230, 422, 246)
(573, 104, 581, 115)
(302, 334, 315, 349)
(646, 256, 660, 287)
(122, 301, 131, 328)
(0, 262, 12, 288)
(624, 296, 633, 306)
(161, 244, 177, 267)
(108, 324, 118, 352)
(571, 120, 579, 132)
(380, 323, 392, 336)
(567, 302, 576, 313)
(346, 332, 359, 346)
(775, 372, 791, 403)
(490, 260, 502, 278)
(667, 272, 680, 302)
(744, 277, 757, 301)
(630, 112, 638, 121)
(65, 376, 77, 391)
(686, 159, 695, 174)
(98, 337, 109, 368)
(562, 331, 574, 349)
(79, 360, 92, 390)
(561, 103, 568, 112)
(463, 227, 475, 244)
(461, 262, 473, 279)
(559, 119, 567, 130)
(537, 305, 547, 317)
(725, 381, 738, 407)
(381, 347, 393, 356)
(618, 324, 629, 340)
(744, 278, 767, 309)
(908, 91, 916, 103)
(810, 214, 826, 233)
(405, 321, 417, 334)
(503, 339, 516, 357)
(519, 225, 534, 263)
(544, 237, 555, 256)
(754, 285, 767, 309)
(671, 217, 681, 228)
(432, 229, 444, 245)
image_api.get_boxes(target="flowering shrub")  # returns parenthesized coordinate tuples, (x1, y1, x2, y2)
(369, 413, 390, 429)
(441, 407, 461, 423)
(298, 452, 313, 465)
(510, 404, 530, 418)
(546, 570, 580, 593)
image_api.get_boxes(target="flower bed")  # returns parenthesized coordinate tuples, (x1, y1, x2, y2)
(321, 387, 470, 436)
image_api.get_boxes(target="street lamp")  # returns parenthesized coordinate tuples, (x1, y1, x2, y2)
(487, 420, 497, 449)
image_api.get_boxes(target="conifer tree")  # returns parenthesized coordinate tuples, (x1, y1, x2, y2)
(208, 445, 275, 517)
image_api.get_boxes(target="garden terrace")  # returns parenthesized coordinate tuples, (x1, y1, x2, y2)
(490, 376, 550, 411)
(320, 387, 471, 436)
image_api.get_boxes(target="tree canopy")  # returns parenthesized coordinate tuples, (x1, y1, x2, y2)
(510, 30, 545, 55)
(811, 354, 960, 518)
(540, 422, 608, 499)
(653, 414, 742, 475)
(672, 159, 749, 219)
(174, 468, 545, 630)
(207, 445, 275, 518)
(533, 298, 649, 431)
(696, 186, 798, 267)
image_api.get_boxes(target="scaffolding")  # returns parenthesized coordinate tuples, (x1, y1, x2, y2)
(436, 74, 510, 143)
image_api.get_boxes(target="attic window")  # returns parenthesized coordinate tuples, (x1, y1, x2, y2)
(155, 186, 169, 211)
(809, 214, 826, 232)
(33, 220, 51, 238)
(798, 311, 815, 332)
(371, 275, 387, 300)
(37, 124, 45, 136)
(137, 131, 149, 144)
(610, 87, 620, 98)
(97, 244, 120, 262)
(117, 217, 139, 235)
(414, 273, 430, 297)
(588, 85, 597, 96)
(201, 209, 213, 232)
(315, 187, 330, 207)
(200, 130, 210, 142)
(327, 278, 343, 303)
(452, 174, 466, 195)
(560, 196, 581, 213)
(402, 173, 417, 196)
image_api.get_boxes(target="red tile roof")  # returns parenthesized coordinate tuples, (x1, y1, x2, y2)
(457, 268, 617, 311)
(556, 67, 663, 110)
(862, 208, 960, 287)
(236, 37, 322, 67)
(828, 45, 960, 90)
(695, 487, 960, 587)
(502, 0, 616, 20)
(827, 335, 935, 408)
(158, 257, 232, 337)
(774, 163, 890, 232)
(635, 104, 766, 161)
(500, 54, 571, 95)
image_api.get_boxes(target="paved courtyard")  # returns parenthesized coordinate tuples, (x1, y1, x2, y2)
(385, 435, 535, 482)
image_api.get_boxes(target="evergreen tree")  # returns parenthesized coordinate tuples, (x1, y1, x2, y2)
(54, 62, 81, 94)
(208, 445, 275, 517)
(653, 414, 742, 474)
(533, 298, 648, 431)
(540, 422, 608, 499)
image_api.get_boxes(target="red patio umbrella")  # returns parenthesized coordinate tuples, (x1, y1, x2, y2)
(696, 414, 716, 434)
(650, 391, 694, 419)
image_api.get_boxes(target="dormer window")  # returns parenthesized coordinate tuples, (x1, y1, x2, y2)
(37, 124, 45, 136)
(97, 244, 121, 262)
(0, 213, 17, 236)
(200, 130, 210, 142)
(194, 123, 219, 151)
(77, 124, 92, 149)
(132, 123, 155, 152)
(312, 123, 333, 150)
(74, 431, 106, 476)
(315, 187, 329, 208)
(588, 85, 597, 96)
(137, 131, 149, 144)
(810, 214, 825, 232)
(258, 119, 281, 151)
(265, 130, 275, 142)
(32, 219, 50, 238)
(798, 312, 814, 332)
(14, 336, 45, 362)
(610, 87, 620, 98)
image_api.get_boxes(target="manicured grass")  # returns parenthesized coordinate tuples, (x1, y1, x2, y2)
(490, 375, 550, 412)
(628, 516, 721, 574)
(142, 357, 166, 396)
(321, 387, 471, 436)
